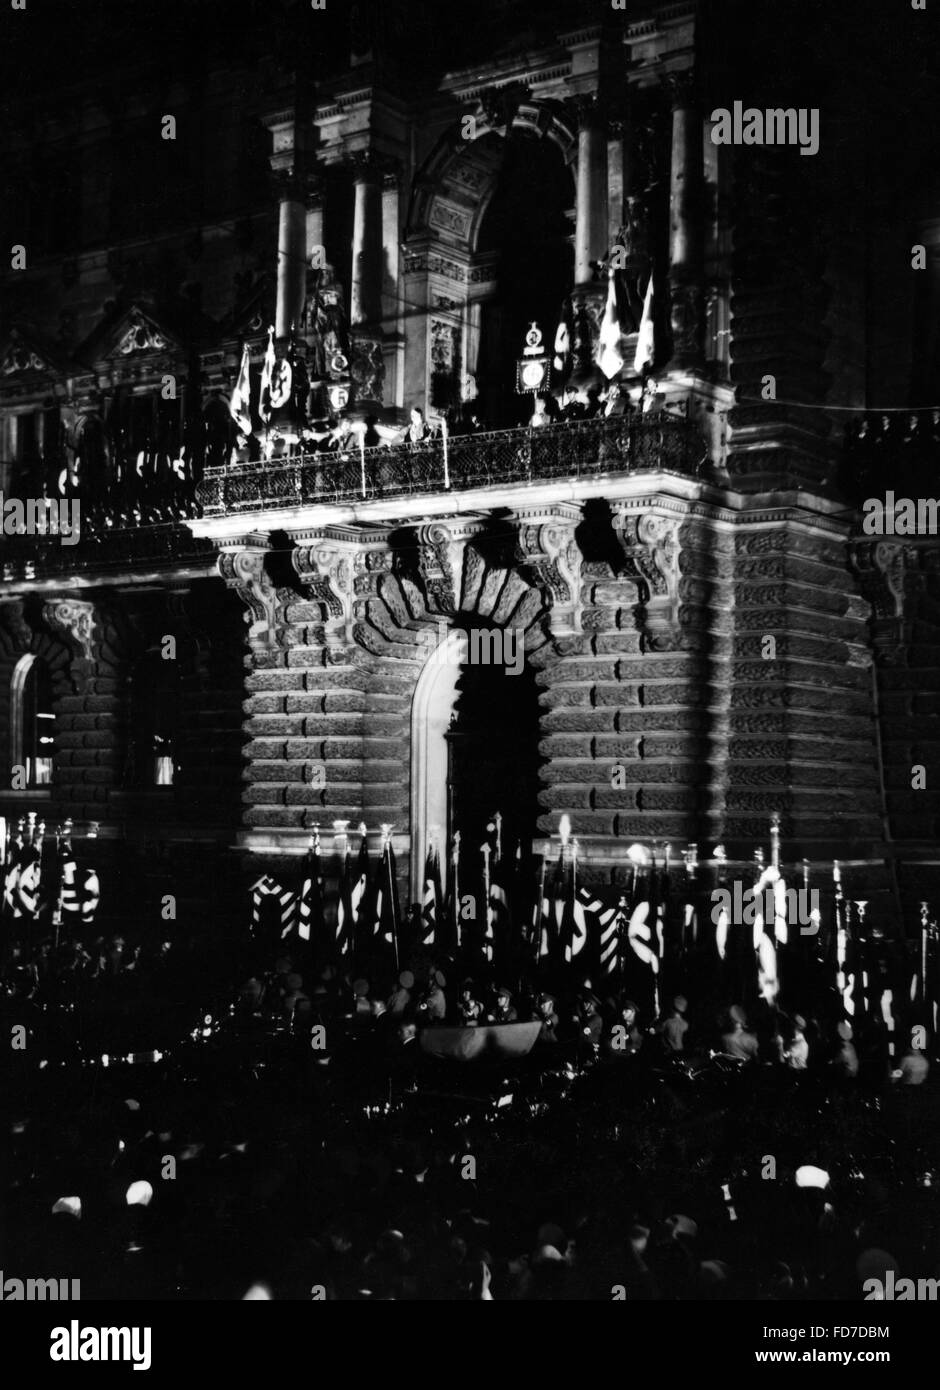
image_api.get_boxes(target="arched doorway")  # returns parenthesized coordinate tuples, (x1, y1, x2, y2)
(409, 618, 544, 896)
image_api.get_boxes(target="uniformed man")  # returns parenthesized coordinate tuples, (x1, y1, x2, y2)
(607, 997, 644, 1057)
(534, 992, 559, 1044)
(457, 979, 483, 1026)
(721, 1004, 760, 1062)
(659, 996, 690, 1055)
(487, 986, 518, 1024)
(575, 991, 603, 1047)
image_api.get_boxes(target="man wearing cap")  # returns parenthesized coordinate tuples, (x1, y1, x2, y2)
(721, 1004, 760, 1062)
(607, 998, 644, 1057)
(486, 987, 518, 1024)
(659, 996, 690, 1055)
(457, 979, 483, 1026)
(575, 991, 604, 1047)
(533, 992, 559, 1044)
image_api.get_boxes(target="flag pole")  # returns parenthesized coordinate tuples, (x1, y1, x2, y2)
(534, 850, 547, 973)
(833, 859, 848, 1013)
(452, 830, 461, 953)
(481, 840, 492, 965)
(382, 825, 399, 973)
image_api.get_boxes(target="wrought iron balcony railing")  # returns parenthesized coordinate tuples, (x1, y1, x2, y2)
(196, 412, 706, 518)
(0, 413, 705, 579)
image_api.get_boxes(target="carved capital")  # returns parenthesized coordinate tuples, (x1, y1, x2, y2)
(853, 540, 909, 619)
(515, 519, 583, 636)
(664, 70, 700, 111)
(293, 543, 355, 643)
(348, 148, 397, 182)
(615, 511, 684, 651)
(416, 522, 458, 615)
(567, 93, 605, 132)
(43, 598, 97, 662)
(218, 549, 288, 647)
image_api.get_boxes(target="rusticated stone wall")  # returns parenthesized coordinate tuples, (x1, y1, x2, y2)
(726, 518, 887, 874)
(224, 499, 892, 900)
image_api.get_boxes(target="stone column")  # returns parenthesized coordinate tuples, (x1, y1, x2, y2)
(574, 98, 609, 287)
(350, 153, 384, 328)
(263, 108, 309, 342)
(666, 72, 704, 369)
(381, 165, 404, 409)
(348, 151, 386, 411)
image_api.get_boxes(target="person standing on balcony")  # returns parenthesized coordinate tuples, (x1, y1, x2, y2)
(528, 394, 555, 428)
(602, 383, 629, 418)
(407, 407, 434, 444)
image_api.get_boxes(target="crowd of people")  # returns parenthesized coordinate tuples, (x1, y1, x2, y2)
(3, 924, 938, 1300)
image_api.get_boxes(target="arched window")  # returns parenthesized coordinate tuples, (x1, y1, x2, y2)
(11, 653, 55, 787)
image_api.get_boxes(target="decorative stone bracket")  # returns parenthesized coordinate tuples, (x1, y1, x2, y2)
(614, 510, 684, 651)
(415, 522, 458, 615)
(853, 540, 908, 622)
(850, 538, 936, 666)
(293, 543, 354, 645)
(515, 519, 583, 638)
(41, 598, 100, 691)
(218, 549, 293, 648)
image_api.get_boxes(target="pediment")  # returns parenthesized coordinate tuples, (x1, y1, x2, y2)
(76, 301, 189, 371)
(103, 305, 180, 360)
(0, 328, 58, 378)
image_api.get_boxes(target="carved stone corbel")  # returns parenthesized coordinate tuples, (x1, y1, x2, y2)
(42, 598, 98, 692)
(42, 599, 97, 661)
(218, 549, 288, 648)
(851, 539, 912, 664)
(415, 522, 457, 615)
(615, 511, 684, 651)
(293, 543, 354, 644)
(854, 541, 907, 621)
(515, 520, 583, 637)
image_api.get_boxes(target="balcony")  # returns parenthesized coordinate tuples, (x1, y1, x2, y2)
(196, 413, 706, 519)
(0, 413, 704, 581)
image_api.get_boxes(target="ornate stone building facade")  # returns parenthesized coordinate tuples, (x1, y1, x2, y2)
(0, 0, 937, 937)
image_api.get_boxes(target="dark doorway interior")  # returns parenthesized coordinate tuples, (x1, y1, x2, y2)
(444, 620, 544, 863)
